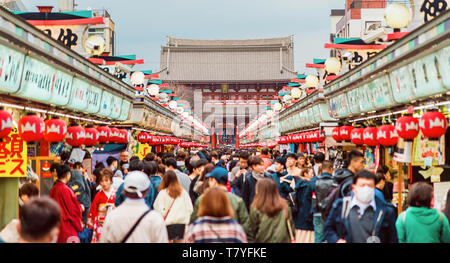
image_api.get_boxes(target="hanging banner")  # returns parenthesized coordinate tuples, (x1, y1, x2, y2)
(0, 130, 27, 177)
(67, 78, 89, 111)
(136, 143, 152, 160)
(412, 130, 446, 166)
(17, 56, 56, 102)
(0, 44, 25, 93)
(86, 85, 102, 114)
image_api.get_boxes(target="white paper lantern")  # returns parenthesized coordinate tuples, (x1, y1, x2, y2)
(176, 107, 184, 114)
(266, 110, 274, 117)
(305, 75, 319, 88)
(168, 100, 177, 109)
(274, 102, 283, 111)
(291, 87, 302, 98)
(147, 84, 159, 96)
(158, 92, 168, 102)
(283, 94, 292, 103)
(324, 57, 341, 74)
(385, 3, 411, 29)
(130, 71, 145, 85)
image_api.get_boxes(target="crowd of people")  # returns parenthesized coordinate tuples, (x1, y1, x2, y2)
(1, 147, 450, 243)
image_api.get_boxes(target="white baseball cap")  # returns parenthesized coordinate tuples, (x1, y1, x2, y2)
(123, 171, 150, 198)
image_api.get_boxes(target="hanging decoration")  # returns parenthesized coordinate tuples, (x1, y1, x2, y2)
(339, 126, 353, 142)
(84, 126, 99, 146)
(44, 118, 67, 142)
(363, 127, 379, 146)
(0, 108, 13, 139)
(419, 111, 447, 140)
(395, 115, 419, 141)
(332, 127, 342, 142)
(377, 125, 399, 146)
(350, 128, 364, 145)
(18, 113, 45, 142)
(66, 125, 86, 147)
(97, 126, 111, 143)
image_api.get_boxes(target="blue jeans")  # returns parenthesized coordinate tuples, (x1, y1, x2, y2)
(313, 213, 325, 243)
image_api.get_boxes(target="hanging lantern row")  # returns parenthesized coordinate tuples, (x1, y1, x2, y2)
(331, 111, 447, 146)
(240, 141, 277, 148)
(137, 132, 182, 146)
(179, 141, 208, 148)
(277, 130, 325, 144)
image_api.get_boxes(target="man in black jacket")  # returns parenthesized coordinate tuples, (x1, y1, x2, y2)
(334, 150, 365, 198)
(241, 156, 272, 210)
(324, 170, 397, 243)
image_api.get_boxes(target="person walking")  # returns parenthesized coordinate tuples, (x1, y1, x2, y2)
(67, 162, 91, 226)
(293, 167, 316, 243)
(153, 170, 193, 243)
(324, 170, 398, 243)
(189, 159, 209, 204)
(86, 169, 116, 243)
(271, 157, 294, 200)
(249, 178, 295, 243)
(230, 152, 250, 197)
(184, 187, 247, 243)
(242, 156, 273, 210)
(99, 171, 168, 243)
(165, 157, 191, 193)
(396, 182, 450, 243)
(49, 164, 83, 243)
(260, 147, 273, 170)
(333, 150, 366, 198)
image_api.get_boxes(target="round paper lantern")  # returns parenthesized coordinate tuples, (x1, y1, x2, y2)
(147, 84, 159, 96)
(291, 88, 302, 99)
(395, 115, 419, 141)
(363, 127, 379, 147)
(109, 128, 120, 143)
(419, 111, 447, 140)
(332, 127, 342, 142)
(84, 126, 99, 146)
(138, 132, 148, 144)
(66, 125, 85, 147)
(350, 128, 364, 145)
(44, 118, 67, 142)
(0, 108, 13, 139)
(168, 100, 178, 110)
(377, 125, 398, 146)
(325, 57, 341, 74)
(339, 126, 353, 142)
(385, 3, 411, 29)
(117, 129, 128, 144)
(305, 75, 319, 88)
(97, 126, 111, 143)
(130, 71, 145, 86)
(283, 94, 292, 103)
(274, 102, 283, 111)
(18, 114, 45, 142)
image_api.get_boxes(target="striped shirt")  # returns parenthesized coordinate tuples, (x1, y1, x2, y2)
(184, 216, 247, 243)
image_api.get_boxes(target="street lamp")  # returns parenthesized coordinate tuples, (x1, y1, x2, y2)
(324, 57, 341, 74)
(384, 3, 411, 31)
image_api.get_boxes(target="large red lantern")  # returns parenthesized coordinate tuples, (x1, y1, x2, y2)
(350, 128, 364, 145)
(18, 114, 45, 142)
(117, 129, 128, 144)
(363, 127, 378, 146)
(138, 132, 148, 144)
(44, 118, 66, 142)
(395, 115, 419, 141)
(339, 126, 353, 141)
(66, 125, 85, 147)
(97, 126, 111, 143)
(332, 127, 342, 142)
(109, 128, 120, 143)
(377, 125, 398, 146)
(0, 108, 13, 139)
(419, 111, 447, 140)
(84, 127, 99, 146)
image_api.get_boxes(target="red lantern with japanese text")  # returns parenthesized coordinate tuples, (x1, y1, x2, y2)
(97, 126, 111, 143)
(395, 115, 419, 141)
(84, 126, 99, 146)
(117, 129, 128, 144)
(339, 126, 353, 142)
(138, 132, 148, 144)
(66, 125, 85, 147)
(377, 125, 398, 146)
(332, 127, 341, 142)
(18, 113, 45, 142)
(363, 127, 378, 147)
(0, 108, 13, 139)
(419, 111, 447, 140)
(350, 128, 364, 145)
(109, 128, 120, 143)
(44, 118, 66, 142)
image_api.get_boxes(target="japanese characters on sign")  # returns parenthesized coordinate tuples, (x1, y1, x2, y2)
(0, 130, 27, 178)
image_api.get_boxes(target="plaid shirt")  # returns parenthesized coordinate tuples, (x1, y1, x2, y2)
(184, 216, 247, 243)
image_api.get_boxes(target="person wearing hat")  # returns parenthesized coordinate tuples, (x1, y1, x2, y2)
(99, 171, 168, 243)
(190, 166, 252, 241)
(271, 157, 294, 200)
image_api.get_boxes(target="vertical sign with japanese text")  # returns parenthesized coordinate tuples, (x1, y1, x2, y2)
(0, 130, 27, 177)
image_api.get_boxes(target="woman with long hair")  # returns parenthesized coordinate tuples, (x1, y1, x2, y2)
(249, 178, 295, 243)
(193, 163, 215, 195)
(153, 170, 193, 243)
(184, 187, 247, 243)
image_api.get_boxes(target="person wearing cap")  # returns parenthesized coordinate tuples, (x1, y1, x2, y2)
(100, 171, 168, 243)
(190, 166, 252, 241)
(271, 157, 294, 200)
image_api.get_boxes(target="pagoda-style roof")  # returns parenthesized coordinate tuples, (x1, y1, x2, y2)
(158, 36, 297, 83)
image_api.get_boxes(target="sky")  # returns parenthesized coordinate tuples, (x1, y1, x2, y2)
(22, 0, 345, 74)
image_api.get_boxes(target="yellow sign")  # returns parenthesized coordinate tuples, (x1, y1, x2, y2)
(0, 130, 27, 177)
(136, 143, 152, 160)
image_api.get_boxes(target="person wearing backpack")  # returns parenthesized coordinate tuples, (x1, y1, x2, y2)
(311, 160, 334, 243)
(324, 170, 397, 243)
(396, 182, 450, 243)
(333, 150, 365, 198)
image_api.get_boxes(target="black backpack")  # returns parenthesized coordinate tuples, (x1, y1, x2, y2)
(314, 176, 353, 221)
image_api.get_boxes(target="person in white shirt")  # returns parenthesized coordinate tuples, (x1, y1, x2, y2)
(153, 170, 193, 243)
(99, 171, 168, 243)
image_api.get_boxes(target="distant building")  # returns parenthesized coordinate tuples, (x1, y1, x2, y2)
(0, 0, 26, 11)
(330, 9, 345, 57)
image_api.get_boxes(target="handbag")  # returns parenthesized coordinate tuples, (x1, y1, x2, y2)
(120, 210, 151, 243)
(164, 198, 176, 221)
(284, 205, 296, 243)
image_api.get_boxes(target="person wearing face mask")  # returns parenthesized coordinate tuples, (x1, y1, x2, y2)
(324, 170, 397, 243)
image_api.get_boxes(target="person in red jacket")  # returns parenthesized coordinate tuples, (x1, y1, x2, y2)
(49, 164, 83, 243)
